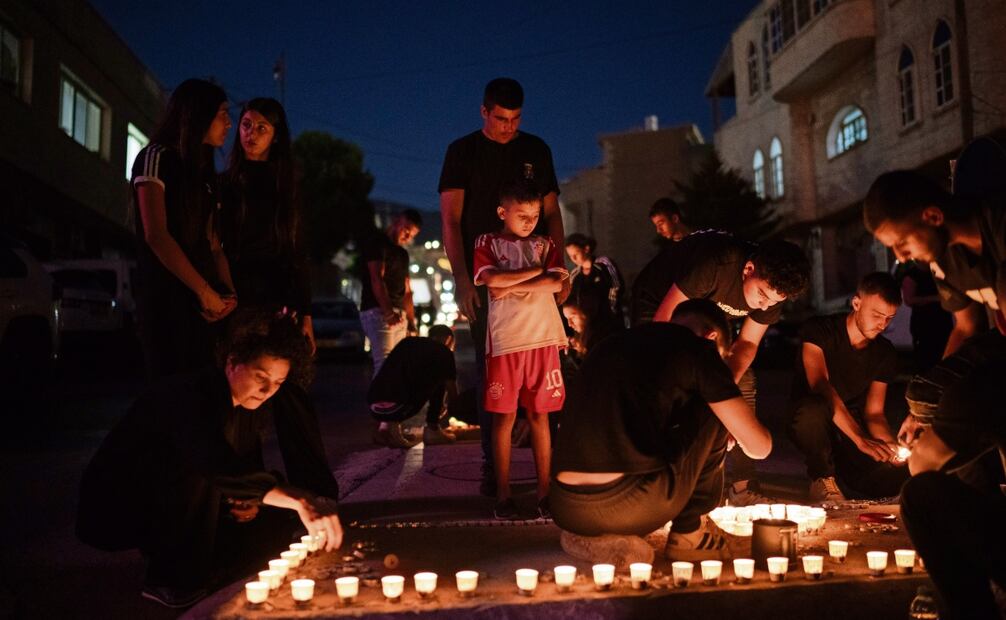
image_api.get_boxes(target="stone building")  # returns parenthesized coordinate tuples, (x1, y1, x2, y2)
(0, 0, 164, 259)
(559, 120, 710, 284)
(706, 0, 1006, 308)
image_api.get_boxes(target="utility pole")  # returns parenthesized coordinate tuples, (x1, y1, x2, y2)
(273, 52, 286, 107)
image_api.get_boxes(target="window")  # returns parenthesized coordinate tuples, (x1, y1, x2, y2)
(795, 0, 811, 29)
(898, 46, 916, 126)
(933, 20, 954, 107)
(0, 22, 19, 92)
(761, 25, 772, 89)
(769, 4, 783, 52)
(828, 106, 869, 158)
(753, 150, 766, 199)
(125, 123, 149, 180)
(747, 43, 760, 96)
(770, 137, 784, 198)
(59, 74, 103, 153)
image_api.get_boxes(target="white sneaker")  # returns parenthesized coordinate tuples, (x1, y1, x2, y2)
(664, 515, 732, 562)
(725, 480, 775, 506)
(808, 476, 846, 505)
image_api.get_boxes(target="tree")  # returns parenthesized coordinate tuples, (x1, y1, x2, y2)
(676, 151, 779, 241)
(293, 131, 375, 262)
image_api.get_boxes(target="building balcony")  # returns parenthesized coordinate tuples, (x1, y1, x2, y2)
(770, 0, 875, 103)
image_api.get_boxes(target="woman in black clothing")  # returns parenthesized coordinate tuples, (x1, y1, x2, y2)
(564, 233, 625, 324)
(77, 311, 341, 609)
(132, 78, 237, 379)
(221, 98, 314, 352)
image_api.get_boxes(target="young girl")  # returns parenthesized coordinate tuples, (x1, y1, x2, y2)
(131, 78, 236, 378)
(564, 233, 625, 325)
(221, 98, 314, 352)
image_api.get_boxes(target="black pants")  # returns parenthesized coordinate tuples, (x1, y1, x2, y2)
(726, 369, 758, 482)
(788, 394, 909, 498)
(901, 471, 1006, 620)
(549, 412, 727, 536)
(470, 287, 493, 469)
(369, 381, 449, 427)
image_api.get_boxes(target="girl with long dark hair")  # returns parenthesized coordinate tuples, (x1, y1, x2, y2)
(221, 98, 314, 352)
(564, 233, 625, 325)
(131, 78, 236, 378)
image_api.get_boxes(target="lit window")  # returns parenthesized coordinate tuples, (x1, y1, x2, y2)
(59, 74, 104, 153)
(828, 106, 869, 158)
(932, 20, 954, 107)
(125, 123, 149, 180)
(898, 47, 916, 126)
(770, 137, 784, 198)
(753, 150, 766, 199)
(761, 25, 772, 89)
(747, 43, 760, 96)
(0, 22, 20, 92)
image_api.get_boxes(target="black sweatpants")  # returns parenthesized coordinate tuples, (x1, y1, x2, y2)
(788, 393, 909, 498)
(549, 412, 728, 536)
(726, 369, 758, 482)
(369, 381, 449, 427)
(901, 471, 1006, 620)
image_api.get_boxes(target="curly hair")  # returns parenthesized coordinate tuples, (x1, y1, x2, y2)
(218, 309, 314, 388)
(750, 240, 810, 299)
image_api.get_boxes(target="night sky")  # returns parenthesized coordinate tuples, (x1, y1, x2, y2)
(91, 0, 757, 210)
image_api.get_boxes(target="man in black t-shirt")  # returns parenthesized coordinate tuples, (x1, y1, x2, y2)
(550, 300, 772, 567)
(439, 78, 566, 495)
(359, 209, 421, 377)
(632, 230, 810, 505)
(648, 197, 690, 242)
(788, 273, 908, 504)
(369, 325, 458, 447)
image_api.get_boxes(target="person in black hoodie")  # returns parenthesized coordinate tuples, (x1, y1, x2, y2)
(77, 311, 341, 609)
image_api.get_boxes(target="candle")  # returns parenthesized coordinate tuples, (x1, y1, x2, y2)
(808, 507, 827, 532)
(733, 558, 755, 584)
(736, 507, 753, 523)
(794, 516, 812, 535)
(592, 564, 615, 590)
(895, 446, 911, 462)
(456, 570, 479, 597)
(554, 565, 576, 593)
(515, 569, 538, 596)
(629, 562, 652, 590)
(866, 551, 888, 577)
(258, 569, 282, 591)
(786, 504, 806, 520)
(828, 540, 849, 563)
(894, 549, 916, 574)
(245, 581, 269, 605)
(291, 578, 314, 603)
(301, 535, 317, 553)
(753, 503, 771, 520)
(720, 520, 737, 535)
(335, 576, 359, 603)
(414, 572, 438, 598)
(700, 560, 722, 586)
(720, 506, 738, 522)
(281, 549, 302, 569)
(767, 557, 789, 583)
(382, 575, 405, 602)
(802, 555, 824, 580)
(733, 521, 754, 537)
(290, 543, 309, 562)
(671, 561, 694, 588)
(770, 503, 787, 519)
(268, 558, 290, 579)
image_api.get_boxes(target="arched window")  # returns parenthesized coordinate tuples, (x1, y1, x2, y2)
(933, 20, 954, 107)
(753, 150, 766, 199)
(747, 42, 760, 96)
(827, 106, 869, 158)
(898, 46, 916, 126)
(761, 25, 772, 89)
(769, 137, 784, 198)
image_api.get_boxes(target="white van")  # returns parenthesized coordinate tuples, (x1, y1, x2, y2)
(0, 239, 59, 367)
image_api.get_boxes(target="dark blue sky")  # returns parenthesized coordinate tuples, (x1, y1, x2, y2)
(92, 0, 756, 209)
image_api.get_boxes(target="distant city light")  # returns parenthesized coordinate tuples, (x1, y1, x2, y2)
(410, 264, 420, 273)
(426, 267, 435, 275)
(424, 241, 432, 249)
(431, 240, 441, 249)
(421, 313, 431, 323)
(441, 292, 454, 303)
(443, 280, 454, 291)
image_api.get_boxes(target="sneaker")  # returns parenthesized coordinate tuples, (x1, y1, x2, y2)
(536, 497, 552, 520)
(141, 584, 207, 609)
(725, 480, 775, 507)
(665, 516, 732, 562)
(479, 462, 497, 497)
(808, 476, 846, 505)
(493, 498, 519, 520)
(559, 530, 655, 569)
(422, 425, 456, 445)
(385, 422, 420, 449)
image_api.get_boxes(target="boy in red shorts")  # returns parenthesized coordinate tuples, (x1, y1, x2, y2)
(474, 180, 569, 520)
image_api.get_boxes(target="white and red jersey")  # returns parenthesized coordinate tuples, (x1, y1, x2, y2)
(473, 232, 568, 356)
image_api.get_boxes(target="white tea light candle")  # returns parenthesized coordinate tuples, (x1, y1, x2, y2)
(381, 575, 404, 602)
(335, 576, 359, 603)
(733, 558, 755, 584)
(301, 535, 317, 553)
(894, 549, 916, 574)
(802, 555, 824, 580)
(671, 561, 694, 588)
(414, 572, 438, 597)
(268, 558, 290, 578)
(767, 557, 789, 582)
(770, 503, 787, 519)
(828, 540, 849, 563)
(258, 569, 281, 591)
(866, 551, 888, 577)
(291, 578, 314, 603)
(700, 560, 722, 586)
(734, 521, 754, 537)
(245, 581, 269, 605)
(554, 565, 576, 592)
(629, 562, 652, 590)
(515, 569, 538, 595)
(592, 564, 615, 590)
(290, 543, 309, 562)
(456, 570, 479, 596)
(280, 549, 302, 569)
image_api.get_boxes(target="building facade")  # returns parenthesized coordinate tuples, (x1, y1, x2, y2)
(706, 0, 1006, 308)
(0, 0, 164, 259)
(559, 121, 710, 284)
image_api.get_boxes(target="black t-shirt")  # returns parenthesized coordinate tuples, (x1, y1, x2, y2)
(932, 194, 1006, 314)
(791, 313, 897, 411)
(438, 130, 560, 275)
(368, 337, 456, 405)
(631, 231, 782, 326)
(553, 323, 741, 474)
(359, 231, 410, 312)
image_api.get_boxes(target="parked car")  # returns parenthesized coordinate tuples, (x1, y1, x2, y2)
(45, 267, 122, 332)
(0, 238, 59, 371)
(44, 258, 136, 320)
(312, 296, 366, 355)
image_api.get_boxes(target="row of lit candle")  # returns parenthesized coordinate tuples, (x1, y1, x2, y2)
(708, 504, 828, 536)
(245, 534, 327, 606)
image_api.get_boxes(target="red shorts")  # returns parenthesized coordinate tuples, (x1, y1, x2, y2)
(484, 346, 565, 414)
